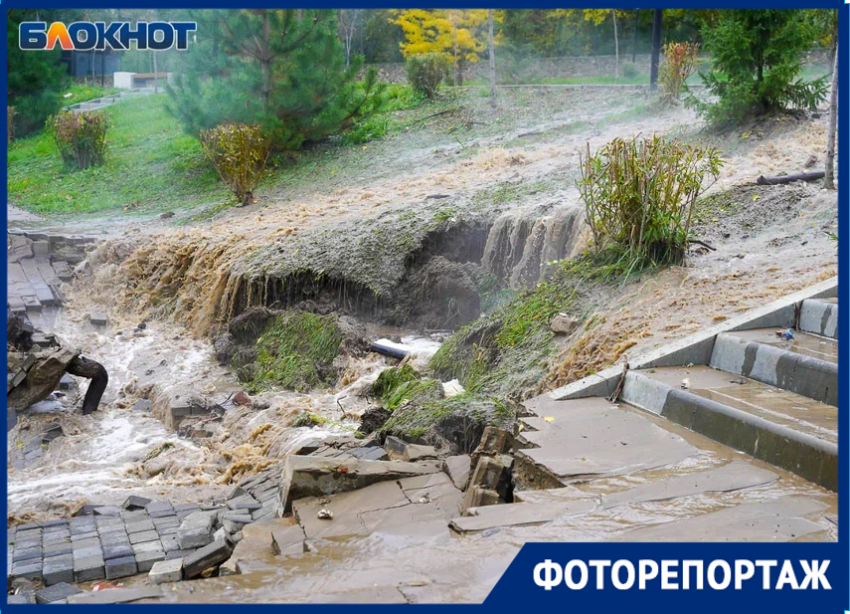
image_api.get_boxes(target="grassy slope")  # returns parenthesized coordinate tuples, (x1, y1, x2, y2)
(8, 94, 222, 215)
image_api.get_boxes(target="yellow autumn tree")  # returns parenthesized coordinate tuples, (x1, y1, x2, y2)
(391, 9, 502, 85)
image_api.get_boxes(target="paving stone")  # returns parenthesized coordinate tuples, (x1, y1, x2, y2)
(135, 549, 166, 573)
(105, 555, 138, 580)
(121, 509, 150, 521)
(70, 531, 99, 543)
(73, 555, 105, 582)
(43, 541, 73, 557)
(126, 519, 155, 534)
(73, 545, 104, 560)
(149, 558, 183, 584)
(16, 527, 43, 540)
(100, 532, 130, 547)
(182, 538, 233, 579)
(177, 513, 215, 549)
(71, 536, 101, 549)
(12, 558, 44, 580)
(159, 534, 180, 552)
(96, 515, 125, 527)
(13, 537, 43, 551)
(8, 593, 36, 604)
(42, 555, 74, 586)
(227, 495, 261, 511)
(227, 486, 247, 500)
(173, 503, 200, 513)
(122, 495, 152, 511)
(67, 586, 162, 605)
(133, 540, 164, 555)
(222, 519, 249, 534)
(130, 530, 159, 544)
(36, 581, 83, 603)
(157, 525, 179, 536)
(146, 501, 174, 517)
(153, 516, 180, 529)
(39, 519, 69, 530)
(94, 506, 121, 516)
(103, 542, 135, 561)
(17, 522, 41, 531)
(43, 529, 71, 543)
(14, 546, 43, 562)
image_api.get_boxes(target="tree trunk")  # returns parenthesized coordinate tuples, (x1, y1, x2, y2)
(650, 9, 662, 91)
(452, 11, 461, 86)
(632, 9, 639, 63)
(824, 40, 838, 190)
(261, 11, 271, 114)
(612, 10, 620, 79)
(488, 9, 496, 107)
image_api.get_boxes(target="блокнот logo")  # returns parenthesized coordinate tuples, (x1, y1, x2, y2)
(19, 21, 196, 51)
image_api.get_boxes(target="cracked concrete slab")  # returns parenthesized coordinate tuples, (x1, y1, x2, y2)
(449, 500, 596, 533)
(612, 497, 829, 542)
(519, 399, 697, 481)
(600, 461, 779, 509)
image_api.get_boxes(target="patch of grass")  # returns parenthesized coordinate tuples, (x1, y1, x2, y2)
(8, 94, 222, 215)
(383, 378, 442, 412)
(379, 392, 513, 447)
(430, 275, 580, 397)
(371, 365, 419, 400)
(248, 312, 342, 393)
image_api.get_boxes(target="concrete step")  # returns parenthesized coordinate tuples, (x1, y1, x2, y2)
(710, 329, 837, 406)
(799, 298, 837, 339)
(621, 366, 837, 490)
(510, 395, 834, 542)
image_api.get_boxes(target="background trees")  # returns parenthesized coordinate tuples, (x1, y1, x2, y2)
(688, 9, 828, 127)
(7, 9, 75, 136)
(166, 9, 385, 151)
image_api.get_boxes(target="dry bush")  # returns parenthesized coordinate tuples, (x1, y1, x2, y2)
(200, 123, 270, 206)
(48, 110, 110, 170)
(658, 42, 700, 106)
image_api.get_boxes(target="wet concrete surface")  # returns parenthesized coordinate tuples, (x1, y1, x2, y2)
(640, 365, 838, 443)
(726, 327, 838, 362)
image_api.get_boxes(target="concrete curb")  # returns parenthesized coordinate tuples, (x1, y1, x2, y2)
(620, 371, 838, 491)
(800, 298, 838, 339)
(711, 333, 838, 406)
(546, 277, 838, 401)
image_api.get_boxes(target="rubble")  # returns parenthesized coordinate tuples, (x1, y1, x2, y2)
(279, 456, 443, 513)
(182, 538, 234, 579)
(384, 436, 439, 462)
(149, 558, 183, 584)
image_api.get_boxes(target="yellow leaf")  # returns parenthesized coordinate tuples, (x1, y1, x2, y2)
(543, 416, 555, 423)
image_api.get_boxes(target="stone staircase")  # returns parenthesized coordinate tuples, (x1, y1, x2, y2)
(509, 280, 838, 541)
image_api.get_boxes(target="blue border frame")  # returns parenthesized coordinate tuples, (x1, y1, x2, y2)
(2, 3, 847, 610)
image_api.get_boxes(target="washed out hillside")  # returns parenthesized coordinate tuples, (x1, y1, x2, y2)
(6, 8, 840, 604)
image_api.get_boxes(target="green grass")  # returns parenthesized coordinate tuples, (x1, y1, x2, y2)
(8, 94, 223, 215)
(249, 312, 343, 393)
(8, 84, 432, 217)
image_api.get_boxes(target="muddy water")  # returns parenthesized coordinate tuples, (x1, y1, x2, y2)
(6, 300, 442, 520)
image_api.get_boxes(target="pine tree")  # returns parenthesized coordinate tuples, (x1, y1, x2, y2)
(688, 9, 828, 128)
(167, 9, 385, 151)
(7, 9, 73, 136)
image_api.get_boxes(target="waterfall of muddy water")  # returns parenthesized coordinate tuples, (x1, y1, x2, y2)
(482, 204, 586, 289)
(7, 285, 443, 520)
